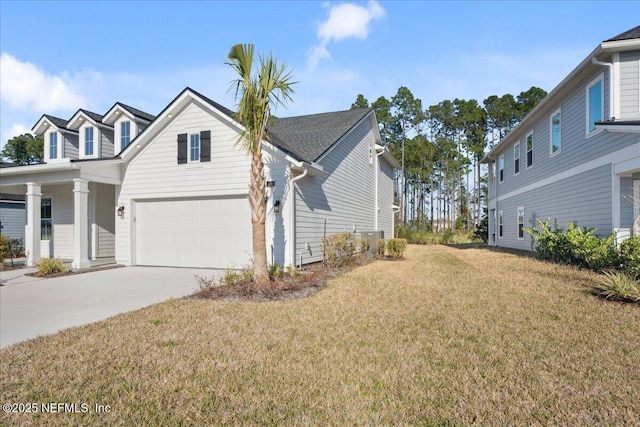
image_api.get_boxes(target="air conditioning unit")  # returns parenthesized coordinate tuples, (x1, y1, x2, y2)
(360, 231, 384, 257)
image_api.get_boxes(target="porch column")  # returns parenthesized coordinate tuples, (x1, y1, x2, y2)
(25, 182, 42, 266)
(72, 179, 91, 269)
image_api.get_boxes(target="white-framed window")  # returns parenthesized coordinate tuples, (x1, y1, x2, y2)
(498, 155, 504, 182)
(49, 132, 58, 160)
(586, 73, 604, 136)
(526, 131, 533, 168)
(498, 210, 503, 238)
(514, 142, 520, 175)
(121, 121, 131, 148)
(189, 134, 200, 162)
(41, 197, 52, 240)
(517, 206, 525, 240)
(550, 108, 561, 156)
(85, 127, 94, 156)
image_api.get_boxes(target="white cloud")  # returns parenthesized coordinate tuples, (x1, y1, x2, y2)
(0, 52, 88, 112)
(307, 1, 385, 69)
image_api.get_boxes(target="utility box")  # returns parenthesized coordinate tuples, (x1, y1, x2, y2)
(361, 231, 384, 257)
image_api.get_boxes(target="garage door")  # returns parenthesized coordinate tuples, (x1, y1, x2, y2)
(135, 197, 252, 268)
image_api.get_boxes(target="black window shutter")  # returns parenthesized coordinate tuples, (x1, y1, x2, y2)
(200, 130, 211, 162)
(177, 133, 187, 164)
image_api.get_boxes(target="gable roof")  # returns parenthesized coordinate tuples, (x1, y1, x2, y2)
(42, 114, 69, 129)
(116, 103, 156, 122)
(267, 108, 373, 163)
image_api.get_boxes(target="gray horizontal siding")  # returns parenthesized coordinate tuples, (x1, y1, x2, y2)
(0, 202, 26, 240)
(619, 52, 640, 120)
(101, 128, 115, 158)
(295, 118, 378, 264)
(620, 177, 635, 230)
(496, 164, 612, 251)
(64, 133, 79, 159)
(494, 66, 637, 198)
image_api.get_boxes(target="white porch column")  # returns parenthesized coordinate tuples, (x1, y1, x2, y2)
(25, 182, 42, 266)
(72, 179, 91, 269)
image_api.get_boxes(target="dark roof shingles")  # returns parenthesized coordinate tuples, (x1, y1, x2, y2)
(605, 25, 640, 42)
(118, 103, 156, 121)
(267, 108, 372, 163)
(43, 115, 69, 129)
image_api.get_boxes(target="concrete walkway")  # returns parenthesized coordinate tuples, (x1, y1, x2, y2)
(0, 266, 223, 349)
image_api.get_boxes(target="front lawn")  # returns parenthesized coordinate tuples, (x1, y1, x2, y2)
(1, 245, 639, 425)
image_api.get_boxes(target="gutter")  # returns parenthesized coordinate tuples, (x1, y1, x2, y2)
(375, 145, 386, 230)
(591, 57, 615, 120)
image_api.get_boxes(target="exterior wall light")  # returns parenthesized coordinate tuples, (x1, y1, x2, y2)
(117, 206, 125, 218)
(273, 200, 281, 213)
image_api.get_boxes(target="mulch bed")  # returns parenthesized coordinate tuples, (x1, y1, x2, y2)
(24, 264, 124, 278)
(189, 257, 375, 302)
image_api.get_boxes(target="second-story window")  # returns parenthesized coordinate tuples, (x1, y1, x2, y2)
(514, 142, 520, 175)
(550, 109, 561, 155)
(526, 131, 533, 168)
(49, 132, 58, 160)
(587, 75, 603, 135)
(85, 127, 94, 156)
(121, 121, 131, 148)
(190, 134, 200, 162)
(498, 155, 504, 182)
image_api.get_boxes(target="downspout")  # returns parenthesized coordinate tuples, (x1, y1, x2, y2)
(591, 57, 614, 120)
(375, 146, 385, 230)
(287, 167, 308, 268)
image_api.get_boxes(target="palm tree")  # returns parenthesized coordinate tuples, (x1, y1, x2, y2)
(226, 44, 295, 282)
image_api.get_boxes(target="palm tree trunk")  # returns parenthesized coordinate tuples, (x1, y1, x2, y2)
(249, 150, 268, 281)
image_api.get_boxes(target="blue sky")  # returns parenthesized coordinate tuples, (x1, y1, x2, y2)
(1, 0, 638, 150)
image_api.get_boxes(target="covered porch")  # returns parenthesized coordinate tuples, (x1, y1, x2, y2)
(0, 159, 122, 269)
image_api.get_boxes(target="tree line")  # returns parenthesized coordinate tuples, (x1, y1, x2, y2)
(351, 86, 547, 231)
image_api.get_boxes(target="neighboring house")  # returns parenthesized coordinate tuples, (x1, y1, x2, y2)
(0, 193, 26, 241)
(0, 87, 398, 269)
(482, 25, 640, 251)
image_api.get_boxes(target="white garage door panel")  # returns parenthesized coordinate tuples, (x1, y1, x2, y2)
(135, 197, 252, 268)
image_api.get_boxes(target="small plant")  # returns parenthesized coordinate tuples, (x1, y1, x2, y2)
(269, 263, 283, 280)
(386, 238, 408, 260)
(0, 234, 9, 265)
(590, 271, 640, 303)
(240, 266, 255, 282)
(287, 265, 298, 277)
(34, 258, 67, 276)
(220, 268, 241, 286)
(195, 275, 219, 291)
(375, 239, 386, 258)
(356, 238, 370, 255)
(322, 233, 356, 267)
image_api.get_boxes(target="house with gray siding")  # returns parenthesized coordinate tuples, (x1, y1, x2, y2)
(482, 26, 640, 251)
(0, 87, 398, 269)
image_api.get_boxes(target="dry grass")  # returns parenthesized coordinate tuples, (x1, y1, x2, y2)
(2, 245, 639, 425)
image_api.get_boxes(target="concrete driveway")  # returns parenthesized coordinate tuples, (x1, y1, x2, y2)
(0, 266, 222, 349)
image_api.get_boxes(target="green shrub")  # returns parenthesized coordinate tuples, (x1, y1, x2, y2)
(0, 234, 9, 265)
(527, 220, 618, 271)
(619, 236, 640, 279)
(35, 258, 67, 276)
(590, 271, 640, 303)
(375, 239, 386, 258)
(240, 266, 254, 282)
(322, 233, 356, 267)
(386, 238, 408, 260)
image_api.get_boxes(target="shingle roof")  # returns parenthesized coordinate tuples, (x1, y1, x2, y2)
(605, 25, 640, 42)
(186, 87, 237, 120)
(43, 114, 69, 129)
(79, 109, 104, 123)
(118, 103, 156, 122)
(267, 108, 372, 163)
